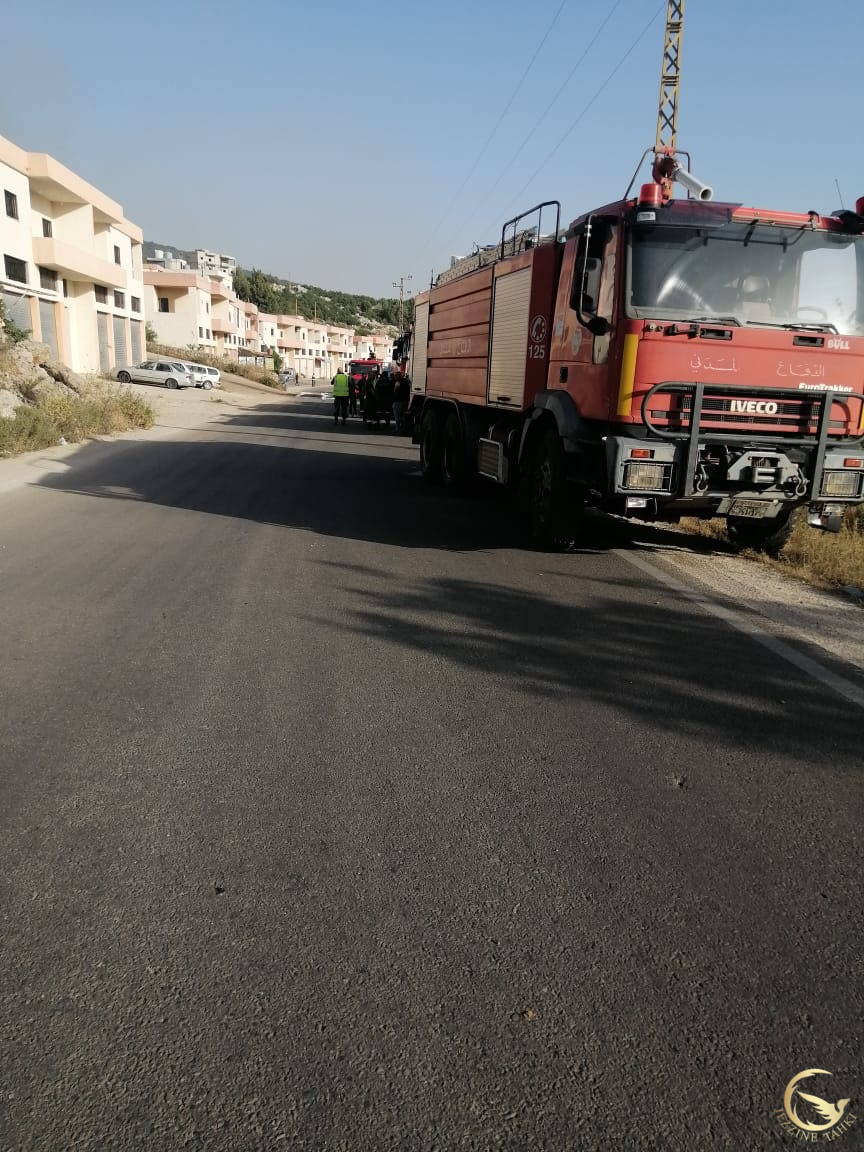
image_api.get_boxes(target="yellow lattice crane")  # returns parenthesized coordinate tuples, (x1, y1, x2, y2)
(655, 0, 684, 156)
(650, 0, 712, 203)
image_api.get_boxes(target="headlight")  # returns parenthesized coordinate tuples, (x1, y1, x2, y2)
(820, 470, 862, 498)
(624, 462, 669, 490)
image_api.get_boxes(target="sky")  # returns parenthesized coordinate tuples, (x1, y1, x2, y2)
(3, 0, 863, 299)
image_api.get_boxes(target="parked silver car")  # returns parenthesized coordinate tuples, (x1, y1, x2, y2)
(115, 360, 193, 389)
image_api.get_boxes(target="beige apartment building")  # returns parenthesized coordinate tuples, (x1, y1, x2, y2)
(143, 267, 217, 351)
(267, 315, 351, 379)
(356, 331, 394, 363)
(143, 244, 392, 379)
(0, 133, 145, 373)
(144, 264, 263, 360)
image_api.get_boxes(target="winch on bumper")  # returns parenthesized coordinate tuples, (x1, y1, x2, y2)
(603, 381, 864, 531)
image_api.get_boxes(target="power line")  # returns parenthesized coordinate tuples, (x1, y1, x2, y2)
(440, 0, 628, 255)
(422, 0, 568, 251)
(464, 0, 625, 220)
(504, 1, 665, 217)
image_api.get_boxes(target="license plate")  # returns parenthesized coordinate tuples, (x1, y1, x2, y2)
(729, 498, 772, 519)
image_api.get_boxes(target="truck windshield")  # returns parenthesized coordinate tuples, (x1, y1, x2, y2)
(626, 221, 864, 335)
(349, 363, 379, 376)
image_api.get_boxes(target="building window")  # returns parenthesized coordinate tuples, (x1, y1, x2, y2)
(206, 329, 211, 339)
(5, 190, 18, 219)
(62, 279, 69, 297)
(205, 301, 209, 313)
(95, 285, 108, 303)
(39, 267, 57, 291)
(114, 290, 125, 308)
(131, 296, 141, 313)
(4, 254, 27, 283)
(42, 217, 53, 238)
(199, 326, 204, 338)
(114, 245, 121, 265)
(158, 297, 169, 313)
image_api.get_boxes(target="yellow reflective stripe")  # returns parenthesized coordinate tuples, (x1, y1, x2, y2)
(617, 333, 639, 418)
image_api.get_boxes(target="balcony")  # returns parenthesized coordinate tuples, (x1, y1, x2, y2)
(211, 317, 239, 335)
(31, 236, 127, 289)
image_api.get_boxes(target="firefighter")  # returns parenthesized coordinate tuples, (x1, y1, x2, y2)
(348, 369, 359, 416)
(392, 367, 411, 433)
(331, 367, 349, 424)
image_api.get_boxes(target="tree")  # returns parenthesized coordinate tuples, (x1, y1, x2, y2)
(145, 321, 158, 346)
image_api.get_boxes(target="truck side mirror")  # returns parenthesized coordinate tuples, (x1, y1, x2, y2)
(573, 240, 611, 335)
(587, 315, 610, 336)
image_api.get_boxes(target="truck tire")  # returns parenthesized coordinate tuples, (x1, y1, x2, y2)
(521, 429, 581, 550)
(441, 411, 467, 492)
(727, 508, 796, 555)
(420, 407, 443, 484)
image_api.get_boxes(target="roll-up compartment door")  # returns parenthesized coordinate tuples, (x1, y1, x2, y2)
(410, 300, 429, 394)
(487, 267, 532, 408)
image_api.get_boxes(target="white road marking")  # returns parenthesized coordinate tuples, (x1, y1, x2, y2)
(614, 548, 864, 711)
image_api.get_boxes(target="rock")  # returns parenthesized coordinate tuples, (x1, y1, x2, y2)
(0, 388, 24, 419)
(0, 367, 19, 392)
(39, 359, 88, 394)
(29, 376, 76, 402)
(5, 341, 45, 378)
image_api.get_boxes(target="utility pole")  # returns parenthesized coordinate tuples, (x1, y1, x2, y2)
(392, 275, 413, 330)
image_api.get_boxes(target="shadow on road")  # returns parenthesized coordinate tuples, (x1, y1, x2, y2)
(308, 561, 863, 764)
(34, 403, 737, 557)
(31, 402, 862, 761)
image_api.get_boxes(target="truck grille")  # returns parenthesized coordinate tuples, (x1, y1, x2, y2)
(649, 391, 848, 435)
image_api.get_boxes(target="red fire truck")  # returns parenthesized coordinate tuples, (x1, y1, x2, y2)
(409, 187, 864, 550)
(408, 3, 864, 551)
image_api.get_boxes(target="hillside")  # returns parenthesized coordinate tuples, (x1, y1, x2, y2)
(143, 241, 412, 335)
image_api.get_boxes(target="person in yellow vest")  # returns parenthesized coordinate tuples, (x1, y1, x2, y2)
(331, 368, 349, 425)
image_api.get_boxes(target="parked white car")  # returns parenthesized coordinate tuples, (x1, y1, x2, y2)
(182, 362, 215, 389)
(114, 360, 192, 389)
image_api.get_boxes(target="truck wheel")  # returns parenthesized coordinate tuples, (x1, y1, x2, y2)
(727, 508, 795, 555)
(522, 430, 579, 550)
(441, 411, 467, 492)
(419, 408, 443, 484)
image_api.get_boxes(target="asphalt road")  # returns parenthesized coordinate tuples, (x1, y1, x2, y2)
(1, 401, 862, 1151)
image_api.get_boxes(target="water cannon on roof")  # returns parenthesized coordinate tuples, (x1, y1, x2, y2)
(651, 152, 713, 202)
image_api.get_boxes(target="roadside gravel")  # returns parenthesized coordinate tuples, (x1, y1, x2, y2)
(632, 530, 864, 674)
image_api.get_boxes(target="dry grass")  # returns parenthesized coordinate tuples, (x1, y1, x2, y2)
(681, 506, 864, 593)
(0, 384, 154, 458)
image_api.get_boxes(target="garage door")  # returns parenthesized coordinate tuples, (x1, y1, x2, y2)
(129, 319, 143, 364)
(38, 299, 58, 359)
(2, 290, 31, 335)
(112, 315, 127, 368)
(97, 312, 110, 374)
